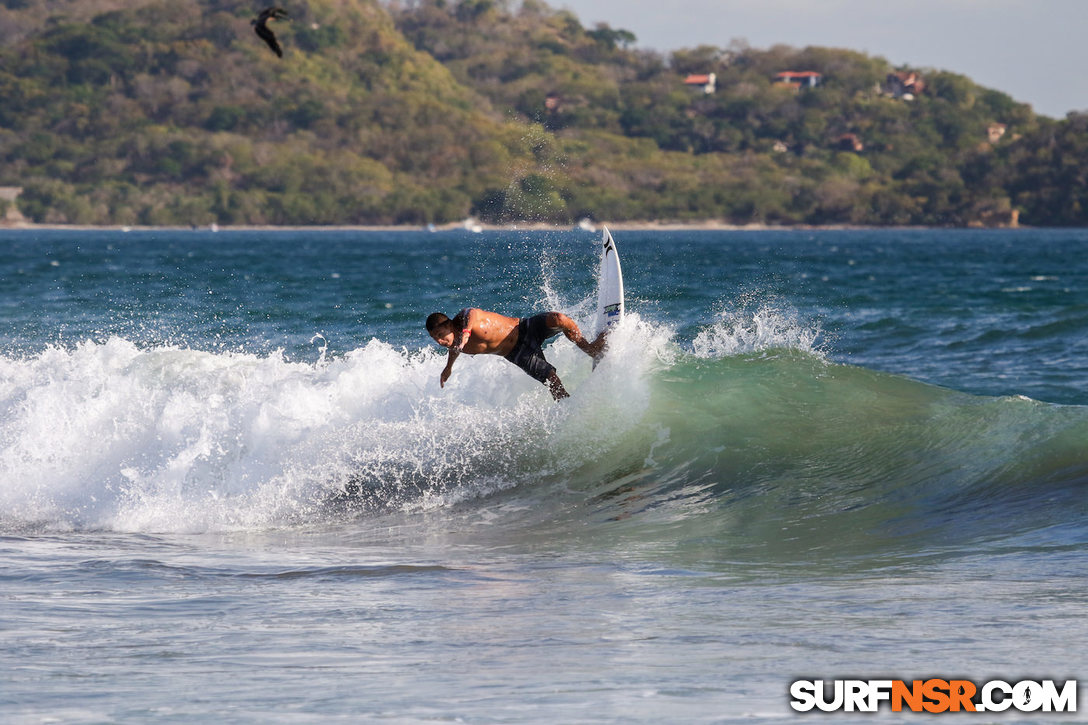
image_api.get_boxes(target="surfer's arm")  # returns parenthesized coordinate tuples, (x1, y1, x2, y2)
(548, 312, 605, 359)
(440, 348, 459, 387)
(440, 309, 474, 387)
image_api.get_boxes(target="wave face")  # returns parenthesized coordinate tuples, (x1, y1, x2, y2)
(3, 309, 1085, 559)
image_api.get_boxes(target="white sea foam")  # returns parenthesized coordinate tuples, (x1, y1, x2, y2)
(0, 322, 665, 534)
(691, 305, 823, 359)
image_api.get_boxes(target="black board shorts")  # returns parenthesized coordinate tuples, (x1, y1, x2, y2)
(504, 314, 560, 383)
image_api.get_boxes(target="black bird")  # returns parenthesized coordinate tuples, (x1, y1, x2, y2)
(252, 7, 288, 58)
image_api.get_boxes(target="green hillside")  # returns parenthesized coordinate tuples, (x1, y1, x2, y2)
(0, 0, 1085, 226)
(0, 0, 546, 225)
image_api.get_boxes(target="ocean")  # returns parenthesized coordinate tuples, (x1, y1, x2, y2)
(1, 227, 1086, 722)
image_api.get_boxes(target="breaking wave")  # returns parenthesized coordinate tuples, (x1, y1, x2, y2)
(2, 307, 1085, 560)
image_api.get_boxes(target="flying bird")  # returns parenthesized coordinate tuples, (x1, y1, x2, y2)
(252, 7, 289, 58)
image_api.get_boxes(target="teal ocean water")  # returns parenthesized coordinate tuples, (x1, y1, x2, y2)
(1, 228, 1086, 722)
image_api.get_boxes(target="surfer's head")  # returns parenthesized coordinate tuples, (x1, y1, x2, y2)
(426, 312, 455, 347)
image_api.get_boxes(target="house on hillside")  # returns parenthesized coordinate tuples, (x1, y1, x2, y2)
(683, 73, 717, 94)
(774, 71, 822, 89)
(885, 71, 925, 99)
(987, 123, 1007, 143)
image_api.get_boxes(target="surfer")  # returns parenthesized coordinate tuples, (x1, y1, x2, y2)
(426, 308, 606, 400)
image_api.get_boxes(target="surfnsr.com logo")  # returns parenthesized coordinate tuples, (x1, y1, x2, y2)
(790, 679, 1077, 713)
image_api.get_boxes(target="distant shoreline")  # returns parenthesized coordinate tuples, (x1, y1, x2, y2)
(0, 220, 1028, 233)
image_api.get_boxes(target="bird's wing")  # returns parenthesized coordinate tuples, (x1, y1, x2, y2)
(254, 25, 283, 57)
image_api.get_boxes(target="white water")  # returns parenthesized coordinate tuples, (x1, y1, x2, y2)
(0, 317, 691, 534)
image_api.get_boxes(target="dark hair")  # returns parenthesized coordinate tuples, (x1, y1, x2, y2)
(425, 312, 450, 333)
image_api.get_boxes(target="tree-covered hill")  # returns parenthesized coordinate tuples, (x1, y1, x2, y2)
(0, 0, 1085, 226)
(0, 0, 552, 225)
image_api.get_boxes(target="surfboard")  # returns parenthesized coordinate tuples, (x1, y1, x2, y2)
(594, 227, 624, 368)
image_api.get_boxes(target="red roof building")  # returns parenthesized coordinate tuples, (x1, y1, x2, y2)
(683, 73, 717, 94)
(774, 71, 822, 89)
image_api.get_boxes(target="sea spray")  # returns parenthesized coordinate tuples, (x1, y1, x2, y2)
(692, 302, 823, 359)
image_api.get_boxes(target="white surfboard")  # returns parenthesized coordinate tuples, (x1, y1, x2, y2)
(596, 226, 625, 336)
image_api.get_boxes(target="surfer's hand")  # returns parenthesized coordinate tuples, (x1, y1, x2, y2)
(440, 368, 451, 387)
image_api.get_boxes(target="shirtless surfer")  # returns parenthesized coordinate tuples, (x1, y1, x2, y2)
(426, 308, 606, 400)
